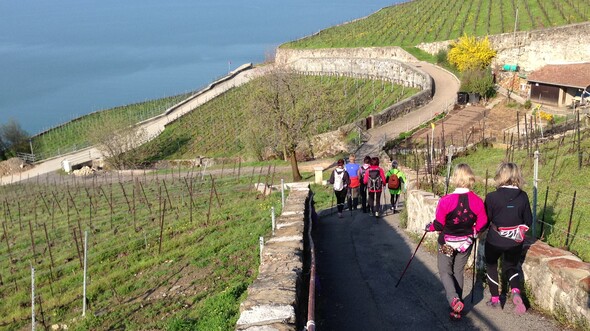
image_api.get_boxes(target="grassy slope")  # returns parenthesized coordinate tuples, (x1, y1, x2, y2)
(0, 170, 284, 330)
(283, 0, 590, 49)
(31, 93, 193, 161)
(139, 74, 419, 160)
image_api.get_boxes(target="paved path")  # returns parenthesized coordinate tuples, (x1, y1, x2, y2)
(314, 201, 564, 330)
(357, 62, 459, 157)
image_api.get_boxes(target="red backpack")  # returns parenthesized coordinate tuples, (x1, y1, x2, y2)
(388, 172, 400, 190)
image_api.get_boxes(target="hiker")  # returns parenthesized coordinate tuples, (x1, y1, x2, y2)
(425, 163, 487, 321)
(328, 158, 350, 218)
(362, 156, 385, 217)
(484, 162, 531, 314)
(358, 155, 371, 213)
(345, 154, 361, 211)
(385, 160, 406, 214)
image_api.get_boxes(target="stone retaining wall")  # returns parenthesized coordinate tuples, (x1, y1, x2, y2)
(405, 189, 590, 327)
(416, 22, 590, 72)
(275, 48, 433, 157)
(235, 183, 311, 331)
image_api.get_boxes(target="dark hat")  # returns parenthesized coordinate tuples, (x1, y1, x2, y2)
(392, 160, 398, 167)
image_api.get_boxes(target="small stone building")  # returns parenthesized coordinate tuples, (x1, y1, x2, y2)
(527, 62, 590, 107)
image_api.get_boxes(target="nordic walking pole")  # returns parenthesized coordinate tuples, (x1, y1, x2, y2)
(330, 190, 334, 215)
(348, 188, 353, 217)
(471, 237, 477, 303)
(395, 231, 428, 287)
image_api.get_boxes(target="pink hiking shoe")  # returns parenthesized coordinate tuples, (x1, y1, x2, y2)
(451, 297, 464, 313)
(512, 290, 526, 315)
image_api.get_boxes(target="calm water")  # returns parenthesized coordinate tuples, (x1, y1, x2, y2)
(0, 0, 400, 134)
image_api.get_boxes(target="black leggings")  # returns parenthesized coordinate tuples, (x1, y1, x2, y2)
(334, 189, 347, 213)
(485, 242, 523, 296)
(390, 193, 400, 209)
(367, 191, 382, 213)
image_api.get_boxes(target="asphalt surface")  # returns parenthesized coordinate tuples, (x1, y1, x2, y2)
(313, 198, 565, 331)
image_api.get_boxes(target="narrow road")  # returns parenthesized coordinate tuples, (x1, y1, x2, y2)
(357, 62, 459, 157)
(314, 201, 564, 330)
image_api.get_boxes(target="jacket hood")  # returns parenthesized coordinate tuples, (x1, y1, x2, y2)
(497, 187, 522, 200)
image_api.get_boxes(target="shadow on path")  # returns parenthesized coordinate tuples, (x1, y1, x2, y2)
(313, 198, 562, 331)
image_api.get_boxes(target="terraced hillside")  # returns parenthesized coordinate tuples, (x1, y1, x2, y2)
(284, 0, 590, 48)
(139, 74, 419, 160)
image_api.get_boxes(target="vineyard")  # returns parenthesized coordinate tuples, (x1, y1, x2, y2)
(139, 74, 419, 160)
(456, 127, 590, 262)
(384, 105, 590, 262)
(283, 0, 590, 49)
(30, 93, 193, 162)
(0, 165, 285, 330)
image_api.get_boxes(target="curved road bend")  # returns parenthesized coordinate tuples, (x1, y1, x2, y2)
(314, 206, 564, 330)
(357, 62, 460, 157)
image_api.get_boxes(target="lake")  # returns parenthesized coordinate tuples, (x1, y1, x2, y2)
(0, 0, 401, 134)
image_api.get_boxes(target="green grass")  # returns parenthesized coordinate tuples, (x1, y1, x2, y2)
(283, 0, 590, 49)
(138, 74, 419, 160)
(31, 93, 194, 161)
(0, 167, 286, 330)
(449, 129, 590, 261)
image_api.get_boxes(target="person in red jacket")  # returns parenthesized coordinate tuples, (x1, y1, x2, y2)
(362, 156, 386, 217)
(484, 162, 532, 314)
(425, 163, 488, 320)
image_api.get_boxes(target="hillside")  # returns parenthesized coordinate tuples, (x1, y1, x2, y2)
(283, 0, 590, 49)
(0, 168, 285, 330)
(138, 74, 419, 160)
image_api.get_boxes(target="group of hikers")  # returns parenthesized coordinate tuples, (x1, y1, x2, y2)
(328, 154, 406, 218)
(329, 156, 532, 321)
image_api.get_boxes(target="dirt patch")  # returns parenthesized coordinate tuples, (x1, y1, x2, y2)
(406, 95, 522, 147)
(0, 158, 30, 177)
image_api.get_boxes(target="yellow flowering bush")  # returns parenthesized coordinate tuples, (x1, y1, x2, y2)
(448, 34, 497, 72)
(539, 111, 555, 124)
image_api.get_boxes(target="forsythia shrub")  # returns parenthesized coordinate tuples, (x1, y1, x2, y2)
(448, 35, 497, 72)
(539, 110, 555, 124)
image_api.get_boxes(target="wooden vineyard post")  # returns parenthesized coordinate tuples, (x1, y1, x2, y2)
(72, 229, 83, 268)
(158, 200, 166, 255)
(207, 178, 214, 226)
(565, 191, 577, 249)
(28, 217, 37, 262)
(42, 223, 55, 279)
(2, 222, 13, 263)
(138, 181, 152, 214)
(119, 182, 132, 214)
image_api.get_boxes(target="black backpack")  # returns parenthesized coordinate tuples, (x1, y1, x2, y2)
(367, 169, 382, 191)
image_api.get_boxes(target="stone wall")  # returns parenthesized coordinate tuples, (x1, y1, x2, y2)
(416, 22, 590, 72)
(275, 47, 417, 66)
(236, 183, 311, 331)
(405, 189, 590, 327)
(275, 48, 433, 157)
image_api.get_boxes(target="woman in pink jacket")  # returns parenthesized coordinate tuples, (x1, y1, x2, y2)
(425, 163, 488, 320)
(362, 157, 386, 217)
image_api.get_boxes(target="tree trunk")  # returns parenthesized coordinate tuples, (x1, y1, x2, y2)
(289, 152, 302, 182)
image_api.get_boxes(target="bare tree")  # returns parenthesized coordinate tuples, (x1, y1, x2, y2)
(88, 116, 151, 169)
(0, 119, 30, 155)
(246, 68, 336, 181)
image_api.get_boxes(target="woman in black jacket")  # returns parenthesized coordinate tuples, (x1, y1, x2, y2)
(484, 162, 532, 314)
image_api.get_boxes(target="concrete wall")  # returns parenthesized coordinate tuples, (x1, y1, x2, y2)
(236, 183, 311, 331)
(416, 22, 590, 72)
(405, 189, 590, 327)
